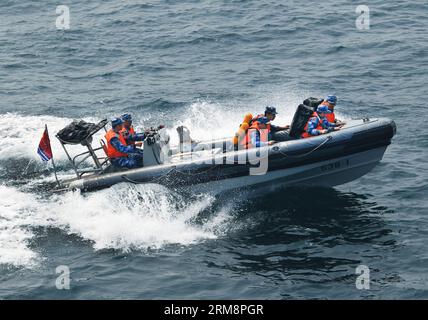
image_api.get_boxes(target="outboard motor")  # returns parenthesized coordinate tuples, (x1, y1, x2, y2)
(143, 128, 171, 167)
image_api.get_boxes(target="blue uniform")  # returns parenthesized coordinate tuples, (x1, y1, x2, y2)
(124, 132, 146, 149)
(249, 130, 269, 148)
(306, 114, 336, 136)
(110, 137, 144, 168)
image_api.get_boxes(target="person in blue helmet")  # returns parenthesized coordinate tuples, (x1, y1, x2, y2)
(301, 105, 341, 138)
(260, 106, 290, 133)
(120, 114, 147, 148)
(247, 116, 276, 148)
(319, 95, 345, 125)
(104, 117, 145, 169)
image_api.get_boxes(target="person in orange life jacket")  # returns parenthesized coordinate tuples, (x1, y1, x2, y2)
(255, 106, 290, 134)
(120, 114, 145, 148)
(247, 116, 276, 148)
(248, 106, 291, 142)
(105, 117, 144, 169)
(301, 105, 341, 138)
(319, 95, 345, 125)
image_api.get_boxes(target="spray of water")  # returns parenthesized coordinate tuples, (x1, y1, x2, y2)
(0, 185, 40, 267)
(50, 183, 220, 251)
(0, 183, 237, 268)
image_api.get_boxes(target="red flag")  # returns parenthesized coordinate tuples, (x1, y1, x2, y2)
(37, 126, 53, 161)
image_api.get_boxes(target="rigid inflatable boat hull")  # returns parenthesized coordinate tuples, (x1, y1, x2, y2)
(66, 118, 395, 192)
(188, 146, 387, 195)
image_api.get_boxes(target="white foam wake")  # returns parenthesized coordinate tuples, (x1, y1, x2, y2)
(50, 183, 219, 251)
(0, 185, 40, 267)
(0, 183, 232, 268)
(0, 113, 105, 163)
(169, 94, 303, 144)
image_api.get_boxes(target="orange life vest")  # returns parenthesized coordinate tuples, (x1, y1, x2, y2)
(120, 126, 136, 146)
(319, 101, 336, 123)
(301, 112, 323, 139)
(326, 112, 335, 123)
(250, 114, 265, 125)
(105, 129, 128, 158)
(240, 119, 270, 149)
(233, 113, 253, 146)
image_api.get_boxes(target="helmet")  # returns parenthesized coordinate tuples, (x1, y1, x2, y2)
(121, 113, 132, 122)
(265, 105, 278, 115)
(325, 95, 337, 105)
(257, 116, 270, 125)
(317, 105, 332, 114)
(111, 117, 123, 128)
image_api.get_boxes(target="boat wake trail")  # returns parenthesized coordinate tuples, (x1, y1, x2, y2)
(0, 185, 40, 268)
(0, 183, 235, 268)
(50, 183, 224, 251)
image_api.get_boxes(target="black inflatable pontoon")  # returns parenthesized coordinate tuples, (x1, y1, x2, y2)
(58, 115, 396, 193)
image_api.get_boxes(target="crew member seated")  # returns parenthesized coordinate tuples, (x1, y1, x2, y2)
(120, 113, 146, 148)
(318, 95, 345, 125)
(105, 117, 145, 169)
(263, 106, 292, 141)
(253, 106, 289, 134)
(234, 105, 291, 148)
(241, 116, 275, 149)
(301, 105, 341, 138)
(248, 106, 291, 142)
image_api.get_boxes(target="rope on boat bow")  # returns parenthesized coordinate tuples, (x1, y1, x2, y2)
(275, 135, 333, 158)
(120, 167, 177, 185)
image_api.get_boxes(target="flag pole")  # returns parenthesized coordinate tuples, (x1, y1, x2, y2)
(45, 124, 61, 189)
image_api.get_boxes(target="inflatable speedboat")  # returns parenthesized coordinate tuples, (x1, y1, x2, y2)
(55, 104, 396, 193)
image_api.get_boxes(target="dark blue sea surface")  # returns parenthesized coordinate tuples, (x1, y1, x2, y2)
(0, 0, 427, 299)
